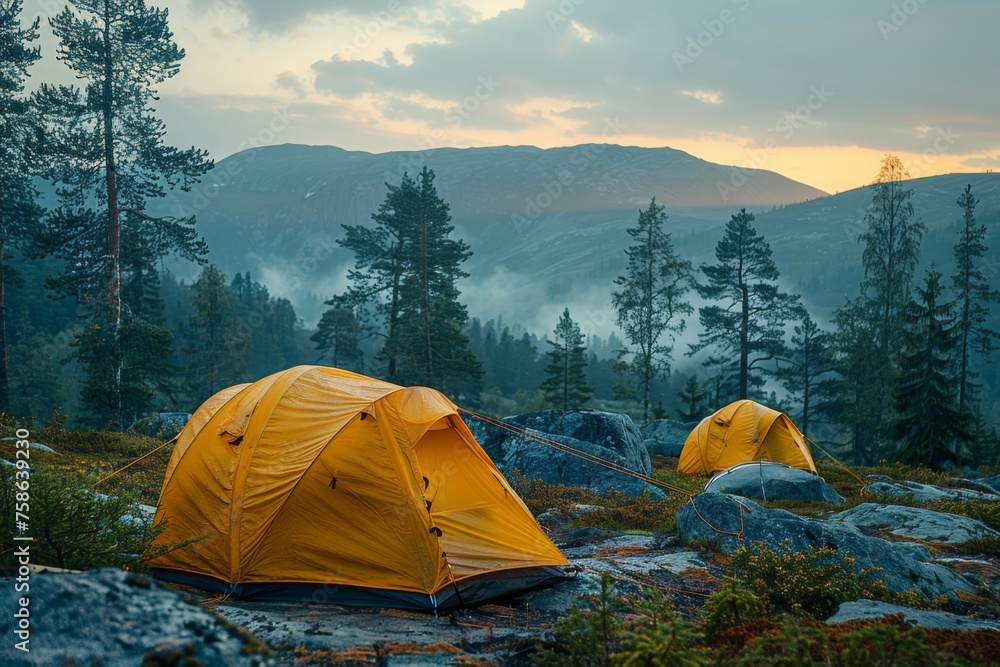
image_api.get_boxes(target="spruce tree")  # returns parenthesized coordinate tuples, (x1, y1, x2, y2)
(890, 268, 971, 469)
(689, 209, 802, 399)
(183, 265, 247, 400)
(951, 184, 999, 415)
(0, 0, 42, 413)
(612, 197, 692, 422)
(676, 374, 708, 422)
(829, 299, 884, 464)
(311, 295, 362, 370)
(777, 312, 836, 438)
(540, 309, 592, 410)
(35, 0, 211, 425)
(340, 167, 481, 397)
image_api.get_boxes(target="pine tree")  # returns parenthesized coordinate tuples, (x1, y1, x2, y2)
(183, 265, 247, 400)
(951, 184, 999, 415)
(0, 0, 42, 413)
(689, 209, 802, 399)
(612, 197, 692, 422)
(890, 269, 971, 469)
(340, 167, 481, 397)
(777, 312, 836, 438)
(311, 295, 362, 370)
(35, 0, 211, 425)
(540, 309, 593, 410)
(676, 374, 708, 422)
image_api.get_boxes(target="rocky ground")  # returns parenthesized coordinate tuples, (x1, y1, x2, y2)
(6, 411, 1000, 665)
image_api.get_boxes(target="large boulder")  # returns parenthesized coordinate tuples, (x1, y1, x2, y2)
(864, 478, 1000, 502)
(471, 410, 661, 498)
(134, 412, 191, 439)
(832, 503, 1000, 544)
(704, 462, 843, 505)
(828, 600, 1000, 631)
(676, 492, 976, 600)
(641, 419, 698, 458)
(0, 569, 271, 665)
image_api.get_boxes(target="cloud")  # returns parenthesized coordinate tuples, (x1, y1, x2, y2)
(682, 89, 723, 105)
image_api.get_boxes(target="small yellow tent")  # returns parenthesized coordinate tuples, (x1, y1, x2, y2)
(148, 366, 572, 610)
(677, 400, 817, 475)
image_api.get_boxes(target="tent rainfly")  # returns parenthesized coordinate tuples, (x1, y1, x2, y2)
(677, 400, 817, 475)
(148, 366, 573, 610)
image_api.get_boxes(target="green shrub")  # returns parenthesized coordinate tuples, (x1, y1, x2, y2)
(930, 499, 1000, 531)
(534, 571, 621, 666)
(838, 622, 946, 667)
(736, 617, 832, 666)
(701, 581, 765, 639)
(616, 589, 710, 667)
(729, 541, 891, 618)
(0, 465, 167, 571)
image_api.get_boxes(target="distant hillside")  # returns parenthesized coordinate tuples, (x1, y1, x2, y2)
(152, 143, 827, 323)
(152, 144, 997, 338)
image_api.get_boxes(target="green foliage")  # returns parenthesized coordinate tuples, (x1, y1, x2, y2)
(833, 155, 926, 464)
(838, 620, 960, 667)
(736, 617, 832, 666)
(889, 268, 972, 469)
(0, 0, 44, 414)
(182, 265, 249, 399)
(776, 312, 836, 438)
(675, 374, 708, 422)
(612, 197, 693, 422)
(617, 588, 710, 667)
(534, 572, 621, 666)
(951, 184, 999, 416)
(729, 541, 893, 618)
(311, 294, 362, 371)
(540, 308, 593, 410)
(701, 582, 765, 640)
(339, 167, 481, 398)
(75, 318, 174, 428)
(0, 466, 164, 570)
(689, 208, 802, 401)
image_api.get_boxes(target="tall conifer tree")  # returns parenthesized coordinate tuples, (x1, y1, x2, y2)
(612, 197, 692, 422)
(35, 0, 211, 425)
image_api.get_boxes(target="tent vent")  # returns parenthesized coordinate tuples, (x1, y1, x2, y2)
(329, 477, 336, 489)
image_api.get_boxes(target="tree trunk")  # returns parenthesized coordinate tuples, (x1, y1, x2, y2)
(103, 0, 122, 426)
(739, 283, 749, 400)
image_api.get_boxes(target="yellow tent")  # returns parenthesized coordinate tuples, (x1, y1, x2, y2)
(677, 400, 817, 475)
(148, 366, 572, 610)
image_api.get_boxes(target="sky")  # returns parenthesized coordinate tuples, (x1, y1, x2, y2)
(21, 0, 1000, 195)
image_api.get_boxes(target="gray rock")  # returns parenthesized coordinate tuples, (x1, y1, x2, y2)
(977, 474, 1000, 493)
(0, 438, 57, 454)
(0, 569, 272, 666)
(864, 479, 1000, 502)
(828, 600, 1000, 631)
(473, 410, 662, 498)
(134, 412, 192, 439)
(676, 492, 976, 600)
(704, 462, 843, 504)
(641, 419, 698, 458)
(523, 571, 602, 612)
(833, 503, 1000, 544)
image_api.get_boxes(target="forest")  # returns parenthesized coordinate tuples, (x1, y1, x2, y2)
(2, 0, 997, 470)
